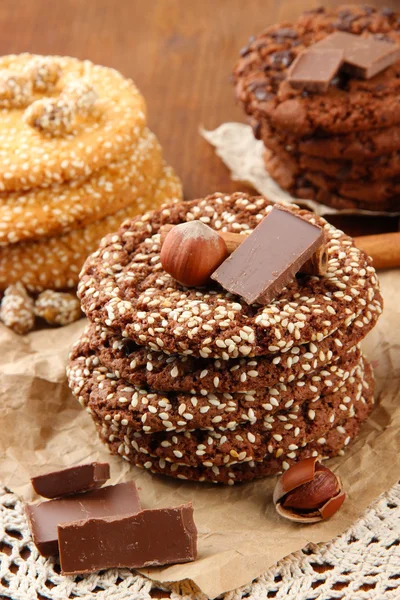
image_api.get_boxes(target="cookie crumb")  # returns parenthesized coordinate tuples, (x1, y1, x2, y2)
(35, 290, 82, 326)
(0, 283, 35, 334)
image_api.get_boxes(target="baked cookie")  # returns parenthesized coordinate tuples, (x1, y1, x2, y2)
(258, 118, 400, 162)
(234, 5, 400, 136)
(0, 164, 182, 291)
(78, 193, 382, 359)
(0, 54, 146, 192)
(68, 345, 362, 434)
(70, 355, 373, 484)
(119, 405, 373, 484)
(259, 121, 400, 181)
(0, 128, 164, 245)
(69, 191, 381, 484)
(71, 309, 379, 393)
(264, 149, 400, 212)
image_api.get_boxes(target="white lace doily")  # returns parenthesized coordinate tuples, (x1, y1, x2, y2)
(1, 482, 399, 600)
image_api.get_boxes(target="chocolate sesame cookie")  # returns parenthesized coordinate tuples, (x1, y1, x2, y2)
(0, 163, 182, 291)
(67, 342, 362, 434)
(120, 406, 373, 484)
(76, 359, 373, 484)
(234, 5, 400, 137)
(78, 193, 382, 359)
(0, 54, 146, 192)
(0, 128, 164, 246)
(71, 306, 378, 393)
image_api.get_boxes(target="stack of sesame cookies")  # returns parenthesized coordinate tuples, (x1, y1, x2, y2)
(234, 5, 400, 212)
(67, 193, 383, 485)
(0, 53, 182, 294)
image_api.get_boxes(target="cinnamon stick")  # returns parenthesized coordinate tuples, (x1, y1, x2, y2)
(160, 224, 328, 276)
(354, 232, 400, 270)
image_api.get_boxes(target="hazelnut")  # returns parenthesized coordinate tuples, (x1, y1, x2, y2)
(160, 221, 229, 287)
(273, 457, 346, 523)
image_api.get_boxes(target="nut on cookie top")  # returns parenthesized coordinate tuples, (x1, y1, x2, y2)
(234, 5, 400, 135)
(0, 53, 146, 191)
(78, 193, 382, 358)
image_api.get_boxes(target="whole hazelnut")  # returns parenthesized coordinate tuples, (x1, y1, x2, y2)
(160, 221, 229, 287)
(273, 457, 346, 523)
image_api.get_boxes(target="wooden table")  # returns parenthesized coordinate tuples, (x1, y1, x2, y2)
(0, 0, 397, 235)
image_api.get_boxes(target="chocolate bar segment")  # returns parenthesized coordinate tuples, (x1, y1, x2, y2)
(58, 503, 197, 575)
(314, 31, 400, 79)
(287, 49, 344, 92)
(31, 462, 110, 499)
(211, 205, 324, 305)
(26, 481, 141, 557)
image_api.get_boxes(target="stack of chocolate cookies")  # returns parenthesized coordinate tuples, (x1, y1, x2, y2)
(0, 53, 182, 293)
(233, 5, 400, 212)
(68, 192, 383, 485)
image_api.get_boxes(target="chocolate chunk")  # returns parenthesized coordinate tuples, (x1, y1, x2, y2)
(26, 481, 141, 557)
(31, 463, 110, 499)
(211, 205, 324, 305)
(287, 49, 344, 92)
(313, 31, 400, 79)
(58, 504, 197, 575)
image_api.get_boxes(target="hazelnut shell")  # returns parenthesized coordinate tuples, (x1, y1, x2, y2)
(273, 458, 346, 523)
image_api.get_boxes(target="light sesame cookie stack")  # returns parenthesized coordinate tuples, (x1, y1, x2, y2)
(0, 53, 182, 332)
(68, 192, 383, 485)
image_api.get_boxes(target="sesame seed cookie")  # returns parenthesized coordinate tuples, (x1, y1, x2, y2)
(78, 193, 382, 359)
(234, 5, 400, 137)
(81, 359, 373, 484)
(67, 340, 362, 434)
(0, 54, 147, 192)
(117, 402, 373, 484)
(0, 128, 164, 246)
(0, 163, 182, 292)
(71, 305, 378, 394)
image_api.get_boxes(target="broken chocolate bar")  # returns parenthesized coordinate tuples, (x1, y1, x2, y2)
(287, 49, 344, 92)
(58, 503, 197, 575)
(211, 205, 324, 305)
(31, 462, 110, 499)
(313, 31, 400, 79)
(26, 481, 141, 557)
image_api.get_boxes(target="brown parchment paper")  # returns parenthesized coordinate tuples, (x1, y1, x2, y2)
(0, 272, 399, 599)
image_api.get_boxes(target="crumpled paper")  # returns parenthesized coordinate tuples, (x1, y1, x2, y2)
(0, 275, 399, 599)
(201, 123, 400, 217)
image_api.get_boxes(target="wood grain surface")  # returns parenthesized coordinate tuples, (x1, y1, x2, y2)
(0, 0, 398, 235)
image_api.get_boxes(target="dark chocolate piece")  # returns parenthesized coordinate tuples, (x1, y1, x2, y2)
(58, 503, 197, 575)
(313, 31, 400, 79)
(287, 49, 344, 92)
(31, 462, 110, 499)
(26, 481, 141, 557)
(211, 205, 324, 305)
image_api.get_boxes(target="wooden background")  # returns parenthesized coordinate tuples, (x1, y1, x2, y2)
(0, 0, 397, 230)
